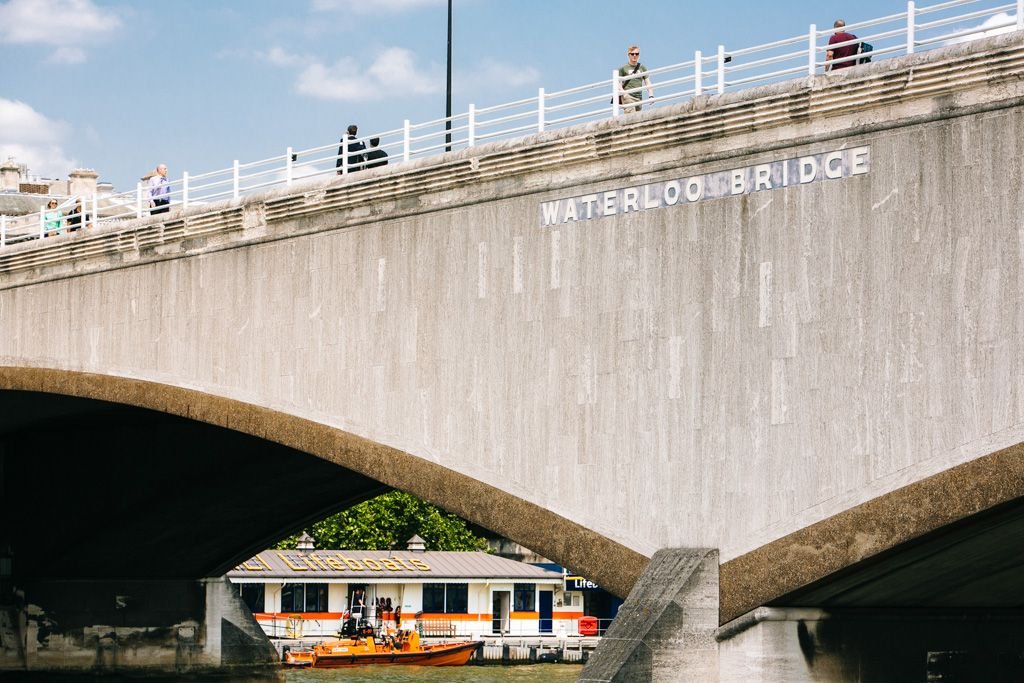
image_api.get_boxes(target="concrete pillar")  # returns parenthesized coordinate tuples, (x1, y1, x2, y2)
(3, 578, 278, 677)
(0, 159, 20, 192)
(68, 168, 99, 198)
(579, 548, 719, 683)
(718, 607, 1024, 682)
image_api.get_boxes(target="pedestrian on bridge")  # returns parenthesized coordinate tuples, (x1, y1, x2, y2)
(44, 199, 63, 236)
(618, 45, 654, 113)
(149, 164, 170, 214)
(825, 20, 859, 71)
(66, 198, 88, 232)
(337, 124, 366, 174)
(365, 137, 388, 169)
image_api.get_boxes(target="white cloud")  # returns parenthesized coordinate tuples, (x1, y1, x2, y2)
(265, 46, 537, 103)
(49, 46, 87, 65)
(264, 46, 304, 67)
(457, 59, 540, 92)
(266, 46, 442, 102)
(0, 0, 122, 62)
(944, 12, 1016, 45)
(311, 0, 445, 14)
(0, 99, 76, 178)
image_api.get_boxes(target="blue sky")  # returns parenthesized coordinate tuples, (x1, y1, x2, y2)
(0, 0, 988, 192)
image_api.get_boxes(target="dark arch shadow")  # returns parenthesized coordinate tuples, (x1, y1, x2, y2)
(0, 367, 648, 598)
(721, 440, 1024, 623)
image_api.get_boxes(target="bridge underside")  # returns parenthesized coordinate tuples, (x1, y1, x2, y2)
(0, 390, 390, 676)
(0, 390, 386, 583)
(771, 496, 1024, 611)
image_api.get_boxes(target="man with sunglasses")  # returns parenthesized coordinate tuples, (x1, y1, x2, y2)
(618, 45, 654, 113)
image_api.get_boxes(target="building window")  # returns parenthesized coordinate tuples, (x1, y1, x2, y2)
(305, 584, 328, 612)
(423, 583, 468, 614)
(445, 583, 468, 614)
(238, 584, 264, 613)
(423, 584, 445, 613)
(281, 583, 328, 613)
(514, 583, 536, 612)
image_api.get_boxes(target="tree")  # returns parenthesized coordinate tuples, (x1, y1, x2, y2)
(276, 491, 490, 552)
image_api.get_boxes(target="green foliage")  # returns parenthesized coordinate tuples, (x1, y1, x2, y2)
(276, 492, 490, 552)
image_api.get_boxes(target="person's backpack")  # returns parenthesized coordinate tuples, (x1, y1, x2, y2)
(858, 42, 874, 64)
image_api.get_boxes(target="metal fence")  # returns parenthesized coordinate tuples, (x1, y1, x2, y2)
(1, 0, 1020, 248)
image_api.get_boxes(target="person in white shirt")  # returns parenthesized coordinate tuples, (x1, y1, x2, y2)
(149, 164, 170, 214)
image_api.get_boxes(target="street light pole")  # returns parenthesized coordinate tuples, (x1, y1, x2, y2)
(445, 0, 452, 152)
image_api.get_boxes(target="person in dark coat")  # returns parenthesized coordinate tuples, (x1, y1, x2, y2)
(336, 124, 366, 173)
(364, 137, 388, 169)
(66, 198, 89, 231)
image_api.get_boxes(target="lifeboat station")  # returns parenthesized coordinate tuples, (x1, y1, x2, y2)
(226, 535, 598, 642)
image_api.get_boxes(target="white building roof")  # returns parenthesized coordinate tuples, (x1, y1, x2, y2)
(227, 549, 563, 584)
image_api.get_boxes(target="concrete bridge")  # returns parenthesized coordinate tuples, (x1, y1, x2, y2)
(2, 32, 1024, 680)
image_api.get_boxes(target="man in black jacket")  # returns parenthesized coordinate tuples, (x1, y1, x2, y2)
(336, 124, 366, 174)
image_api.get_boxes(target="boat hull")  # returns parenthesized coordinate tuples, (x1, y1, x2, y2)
(311, 640, 481, 668)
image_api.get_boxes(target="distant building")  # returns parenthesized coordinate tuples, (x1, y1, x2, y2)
(0, 158, 134, 241)
(487, 538, 623, 635)
(226, 535, 588, 639)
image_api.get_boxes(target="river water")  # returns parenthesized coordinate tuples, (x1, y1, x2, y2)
(284, 664, 583, 682)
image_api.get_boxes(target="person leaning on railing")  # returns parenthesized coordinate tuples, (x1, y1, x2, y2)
(66, 198, 88, 232)
(44, 199, 63, 236)
(825, 19, 859, 71)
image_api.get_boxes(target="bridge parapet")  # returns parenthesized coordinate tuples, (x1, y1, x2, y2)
(2, 31, 1023, 287)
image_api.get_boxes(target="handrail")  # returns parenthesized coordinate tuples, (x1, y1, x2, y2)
(1, 0, 1019, 249)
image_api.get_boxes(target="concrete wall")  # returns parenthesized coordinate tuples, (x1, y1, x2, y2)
(1, 578, 276, 675)
(2, 34, 1024, 617)
(718, 608, 1024, 682)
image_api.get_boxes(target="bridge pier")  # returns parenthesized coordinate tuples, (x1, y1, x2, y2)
(718, 607, 1024, 682)
(582, 549, 1024, 682)
(579, 548, 720, 682)
(0, 577, 279, 679)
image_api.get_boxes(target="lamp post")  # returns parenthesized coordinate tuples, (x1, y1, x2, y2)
(445, 0, 452, 152)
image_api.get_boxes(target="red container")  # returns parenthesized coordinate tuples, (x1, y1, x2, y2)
(578, 616, 599, 636)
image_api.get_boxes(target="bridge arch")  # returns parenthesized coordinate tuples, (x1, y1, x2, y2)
(722, 440, 1024, 622)
(5, 365, 1022, 624)
(0, 366, 647, 597)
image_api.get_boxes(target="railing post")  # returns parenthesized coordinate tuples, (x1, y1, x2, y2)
(92, 195, 99, 229)
(537, 87, 545, 133)
(611, 69, 620, 117)
(232, 160, 240, 199)
(694, 50, 702, 96)
(403, 119, 411, 162)
(39, 205, 45, 239)
(907, 1, 916, 54)
(468, 104, 476, 147)
(717, 44, 726, 95)
(182, 172, 190, 209)
(136, 181, 143, 219)
(1018, 0, 1023, 30)
(0, 215, 6, 247)
(286, 147, 293, 186)
(808, 24, 817, 75)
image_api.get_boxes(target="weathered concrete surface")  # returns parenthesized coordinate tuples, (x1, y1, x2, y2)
(1, 578, 278, 677)
(580, 549, 719, 683)
(1, 33, 1024, 676)
(718, 607, 1024, 682)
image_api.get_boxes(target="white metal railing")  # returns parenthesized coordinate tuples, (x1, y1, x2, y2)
(0, 0, 1019, 249)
